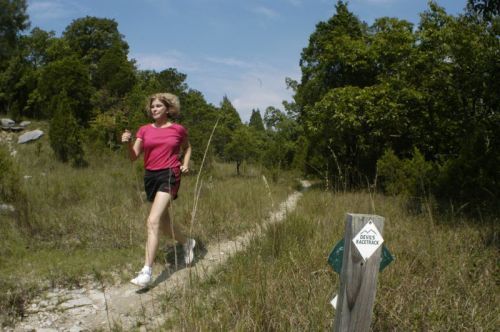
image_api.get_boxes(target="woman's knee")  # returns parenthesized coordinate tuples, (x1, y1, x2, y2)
(146, 216, 161, 231)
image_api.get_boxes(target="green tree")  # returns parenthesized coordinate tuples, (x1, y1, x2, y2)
(0, 28, 58, 119)
(225, 126, 259, 175)
(295, 0, 372, 109)
(369, 17, 415, 80)
(249, 109, 265, 131)
(263, 106, 286, 130)
(467, 0, 500, 20)
(94, 42, 136, 98)
(263, 106, 301, 171)
(49, 94, 85, 165)
(38, 56, 93, 123)
(0, 0, 29, 67)
(157, 68, 188, 96)
(0, 53, 35, 119)
(44, 36, 75, 63)
(24, 27, 55, 68)
(0, 0, 30, 114)
(92, 41, 137, 116)
(213, 96, 242, 158)
(179, 89, 219, 165)
(62, 16, 129, 84)
(292, 0, 499, 212)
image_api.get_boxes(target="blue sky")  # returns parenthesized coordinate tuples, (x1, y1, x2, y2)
(27, 0, 466, 121)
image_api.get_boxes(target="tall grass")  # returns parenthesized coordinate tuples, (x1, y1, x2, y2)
(0, 128, 295, 327)
(162, 188, 498, 331)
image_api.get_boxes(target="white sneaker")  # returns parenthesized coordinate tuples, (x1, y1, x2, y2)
(130, 268, 152, 287)
(183, 239, 196, 265)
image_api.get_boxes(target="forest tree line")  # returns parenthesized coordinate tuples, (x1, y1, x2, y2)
(1, 0, 498, 213)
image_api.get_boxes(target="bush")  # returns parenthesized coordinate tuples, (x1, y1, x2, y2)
(377, 148, 434, 199)
(49, 95, 86, 166)
(86, 112, 124, 151)
(435, 125, 499, 214)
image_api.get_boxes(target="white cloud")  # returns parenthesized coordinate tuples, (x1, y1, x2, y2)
(252, 6, 280, 19)
(131, 51, 200, 72)
(205, 56, 252, 68)
(195, 62, 298, 121)
(131, 51, 298, 122)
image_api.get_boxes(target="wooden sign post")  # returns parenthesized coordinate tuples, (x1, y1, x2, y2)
(333, 213, 385, 332)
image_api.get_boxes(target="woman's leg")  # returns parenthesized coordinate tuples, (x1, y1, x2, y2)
(144, 191, 172, 267)
(159, 200, 196, 265)
(159, 206, 187, 244)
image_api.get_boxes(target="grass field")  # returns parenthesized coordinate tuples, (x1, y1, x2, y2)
(160, 189, 499, 331)
(0, 129, 296, 327)
(1, 127, 498, 330)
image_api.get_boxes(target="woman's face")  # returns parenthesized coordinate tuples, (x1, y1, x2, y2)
(150, 98, 168, 120)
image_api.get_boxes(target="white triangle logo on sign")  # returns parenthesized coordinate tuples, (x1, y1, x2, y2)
(352, 220, 384, 261)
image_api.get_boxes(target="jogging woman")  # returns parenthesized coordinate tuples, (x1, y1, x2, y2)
(122, 92, 195, 287)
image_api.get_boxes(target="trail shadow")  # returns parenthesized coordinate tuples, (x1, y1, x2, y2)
(135, 239, 207, 294)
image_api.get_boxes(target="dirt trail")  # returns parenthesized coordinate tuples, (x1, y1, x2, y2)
(13, 180, 311, 332)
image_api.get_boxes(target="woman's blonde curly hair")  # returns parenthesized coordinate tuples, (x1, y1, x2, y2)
(146, 92, 181, 118)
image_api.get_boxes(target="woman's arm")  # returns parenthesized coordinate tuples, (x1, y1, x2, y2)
(122, 130, 143, 161)
(180, 137, 191, 173)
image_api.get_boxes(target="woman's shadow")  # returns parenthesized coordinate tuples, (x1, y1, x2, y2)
(136, 239, 207, 294)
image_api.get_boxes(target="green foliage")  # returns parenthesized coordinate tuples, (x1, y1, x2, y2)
(224, 126, 261, 175)
(377, 148, 433, 198)
(263, 106, 301, 172)
(467, 0, 500, 20)
(248, 109, 265, 131)
(435, 121, 500, 213)
(38, 56, 93, 123)
(213, 96, 242, 157)
(62, 16, 129, 70)
(291, 135, 309, 171)
(0, 0, 29, 67)
(292, 0, 499, 210)
(296, 1, 372, 108)
(87, 112, 123, 150)
(1, 28, 58, 119)
(156, 68, 189, 96)
(23, 27, 56, 68)
(0, 52, 37, 120)
(49, 95, 85, 165)
(178, 89, 219, 166)
(94, 42, 136, 98)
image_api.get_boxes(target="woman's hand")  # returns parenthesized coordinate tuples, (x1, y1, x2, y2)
(180, 165, 189, 174)
(121, 129, 132, 143)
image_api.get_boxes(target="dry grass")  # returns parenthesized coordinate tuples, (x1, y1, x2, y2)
(1, 128, 496, 330)
(0, 130, 296, 327)
(161, 188, 499, 331)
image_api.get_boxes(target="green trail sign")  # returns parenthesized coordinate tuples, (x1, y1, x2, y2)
(328, 238, 394, 274)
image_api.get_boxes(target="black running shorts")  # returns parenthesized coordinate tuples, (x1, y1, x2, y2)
(144, 168, 180, 202)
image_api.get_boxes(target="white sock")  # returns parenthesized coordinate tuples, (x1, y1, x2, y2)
(142, 266, 152, 274)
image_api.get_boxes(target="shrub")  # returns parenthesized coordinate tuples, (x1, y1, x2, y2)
(435, 125, 499, 214)
(377, 148, 434, 199)
(49, 95, 85, 166)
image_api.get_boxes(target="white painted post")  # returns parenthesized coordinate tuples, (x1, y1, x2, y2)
(333, 213, 385, 332)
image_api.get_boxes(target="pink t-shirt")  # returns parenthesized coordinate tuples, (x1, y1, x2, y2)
(136, 123, 187, 170)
